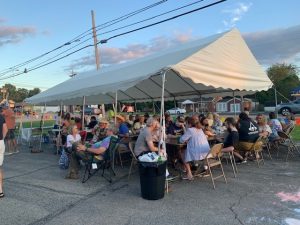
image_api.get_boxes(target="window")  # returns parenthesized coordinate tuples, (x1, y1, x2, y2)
(216, 103, 227, 112)
(230, 103, 241, 112)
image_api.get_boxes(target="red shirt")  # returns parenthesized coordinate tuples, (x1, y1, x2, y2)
(2, 108, 15, 129)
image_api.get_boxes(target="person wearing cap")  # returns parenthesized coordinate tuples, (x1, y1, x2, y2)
(2, 104, 16, 153)
(116, 115, 129, 138)
(91, 119, 109, 143)
(0, 112, 8, 197)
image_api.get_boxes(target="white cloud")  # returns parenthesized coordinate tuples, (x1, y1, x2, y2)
(222, 2, 252, 29)
(67, 31, 194, 71)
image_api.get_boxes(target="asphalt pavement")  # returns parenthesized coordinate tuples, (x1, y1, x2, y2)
(1, 142, 300, 225)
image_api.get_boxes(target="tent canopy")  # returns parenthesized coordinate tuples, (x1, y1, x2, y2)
(26, 28, 272, 105)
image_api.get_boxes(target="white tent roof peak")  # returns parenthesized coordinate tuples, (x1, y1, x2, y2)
(182, 100, 195, 104)
(26, 28, 272, 105)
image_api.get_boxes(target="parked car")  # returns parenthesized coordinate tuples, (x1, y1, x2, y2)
(166, 107, 186, 115)
(275, 99, 300, 115)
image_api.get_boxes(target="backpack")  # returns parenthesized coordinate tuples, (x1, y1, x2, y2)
(59, 149, 69, 169)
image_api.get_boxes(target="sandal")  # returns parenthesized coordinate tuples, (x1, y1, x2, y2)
(0, 193, 4, 198)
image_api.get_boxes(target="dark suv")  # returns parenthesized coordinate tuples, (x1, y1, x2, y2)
(275, 99, 300, 115)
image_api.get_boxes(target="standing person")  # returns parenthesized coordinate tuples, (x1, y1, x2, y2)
(0, 112, 8, 198)
(2, 104, 16, 154)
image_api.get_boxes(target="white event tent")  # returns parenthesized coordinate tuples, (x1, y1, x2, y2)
(26, 28, 272, 106)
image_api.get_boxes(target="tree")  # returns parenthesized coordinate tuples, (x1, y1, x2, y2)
(1, 83, 42, 103)
(255, 63, 300, 104)
(28, 88, 41, 97)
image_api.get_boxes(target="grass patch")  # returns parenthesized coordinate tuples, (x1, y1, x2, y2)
(291, 125, 300, 141)
(16, 120, 55, 129)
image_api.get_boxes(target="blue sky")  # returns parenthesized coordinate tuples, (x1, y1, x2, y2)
(1, 0, 300, 90)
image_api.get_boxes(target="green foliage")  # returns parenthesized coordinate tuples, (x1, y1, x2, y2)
(255, 63, 300, 104)
(1, 83, 41, 103)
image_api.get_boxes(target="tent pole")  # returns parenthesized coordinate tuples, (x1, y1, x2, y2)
(39, 103, 46, 151)
(82, 96, 86, 129)
(152, 101, 155, 114)
(17, 102, 25, 145)
(173, 97, 176, 108)
(114, 91, 118, 126)
(101, 104, 106, 119)
(159, 69, 170, 155)
(134, 101, 137, 113)
(241, 95, 244, 112)
(233, 91, 236, 117)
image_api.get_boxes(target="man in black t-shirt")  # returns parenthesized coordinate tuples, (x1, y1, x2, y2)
(237, 112, 260, 154)
(0, 113, 8, 198)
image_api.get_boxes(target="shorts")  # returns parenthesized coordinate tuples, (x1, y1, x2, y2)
(0, 140, 5, 167)
(5, 129, 15, 140)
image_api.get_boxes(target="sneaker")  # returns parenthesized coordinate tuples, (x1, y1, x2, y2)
(166, 174, 178, 181)
(182, 174, 194, 180)
(4, 152, 13, 156)
(236, 159, 247, 164)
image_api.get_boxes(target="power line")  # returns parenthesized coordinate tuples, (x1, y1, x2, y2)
(0, 0, 227, 81)
(15, 0, 208, 75)
(0, 0, 167, 77)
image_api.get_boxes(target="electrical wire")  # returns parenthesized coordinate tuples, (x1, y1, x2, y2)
(0, 0, 227, 81)
(19, 0, 207, 74)
(0, 0, 167, 76)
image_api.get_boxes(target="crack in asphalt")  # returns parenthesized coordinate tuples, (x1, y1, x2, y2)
(227, 188, 253, 225)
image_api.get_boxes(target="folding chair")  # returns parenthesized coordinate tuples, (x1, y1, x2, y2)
(221, 146, 238, 178)
(277, 130, 300, 161)
(116, 137, 131, 168)
(128, 141, 138, 179)
(82, 136, 119, 183)
(261, 136, 272, 160)
(247, 136, 264, 167)
(205, 143, 227, 189)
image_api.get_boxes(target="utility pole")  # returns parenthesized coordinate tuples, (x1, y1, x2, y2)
(91, 10, 100, 70)
(91, 10, 105, 118)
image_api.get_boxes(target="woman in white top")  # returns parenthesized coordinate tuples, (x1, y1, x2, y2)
(180, 118, 210, 180)
(256, 114, 272, 138)
(66, 125, 81, 149)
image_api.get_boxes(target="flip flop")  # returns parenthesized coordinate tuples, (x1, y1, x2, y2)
(0, 193, 4, 198)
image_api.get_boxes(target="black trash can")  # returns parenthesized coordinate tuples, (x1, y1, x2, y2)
(138, 160, 167, 200)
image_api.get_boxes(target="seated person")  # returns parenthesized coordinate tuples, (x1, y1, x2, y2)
(212, 113, 223, 133)
(74, 117, 82, 130)
(256, 114, 272, 138)
(180, 118, 210, 180)
(133, 115, 145, 134)
(237, 112, 260, 158)
(134, 117, 161, 157)
(200, 116, 215, 137)
(221, 117, 245, 163)
(66, 125, 82, 152)
(65, 128, 115, 179)
(116, 115, 129, 139)
(268, 112, 282, 141)
(167, 116, 186, 137)
(281, 113, 295, 133)
(91, 119, 109, 143)
(87, 116, 98, 129)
